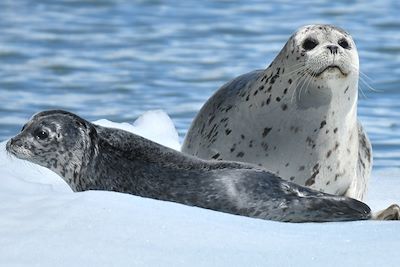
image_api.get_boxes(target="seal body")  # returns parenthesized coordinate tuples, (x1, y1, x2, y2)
(182, 24, 372, 201)
(6, 110, 375, 222)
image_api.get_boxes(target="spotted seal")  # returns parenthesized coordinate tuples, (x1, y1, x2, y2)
(182, 24, 371, 201)
(6, 110, 399, 222)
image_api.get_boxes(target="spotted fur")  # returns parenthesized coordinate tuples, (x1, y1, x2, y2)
(182, 24, 371, 201)
(6, 109, 377, 222)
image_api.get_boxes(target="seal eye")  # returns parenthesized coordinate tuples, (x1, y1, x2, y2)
(35, 130, 49, 140)
(302, 38, 319, 51)
(21, 124, 27, 132)
(338, 38, 350, 49)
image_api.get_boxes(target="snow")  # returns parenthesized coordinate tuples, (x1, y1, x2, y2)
(0, 110, 399, 267)
(95, 110, 181, 151)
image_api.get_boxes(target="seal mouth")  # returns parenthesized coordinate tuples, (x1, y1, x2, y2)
(315, 65, 347, 77)
(5, 140, 15, 155)
(6, 140, 33, 159)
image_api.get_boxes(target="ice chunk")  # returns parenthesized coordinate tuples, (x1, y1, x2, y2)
(95, 109, 181, 151)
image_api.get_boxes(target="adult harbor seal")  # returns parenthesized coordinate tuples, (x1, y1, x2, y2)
(182, 24, 371, 201)
(6, 110, 392, 222)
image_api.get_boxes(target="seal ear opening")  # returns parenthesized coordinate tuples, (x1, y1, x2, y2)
(72, 116, 98, 139)
(75, 119, 85, 128)
(87, 124, 98, 142)
(73, 117, 98, 141)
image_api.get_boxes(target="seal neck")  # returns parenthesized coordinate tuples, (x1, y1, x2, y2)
(295, 75, 358, 114)
(62, 127, 100, 192)
(79, 131, 195, 198)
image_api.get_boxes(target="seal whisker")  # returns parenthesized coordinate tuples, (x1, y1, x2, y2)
(289, 69, 308, 104)
(298, 73, 313, 102)
(288, 61, 313, 74)
(294, 69, 311, 102)
(348, 62, 373, 82)
(303, 73, 315, 99)
(289, 71, 308, 104)
(358, 84, 368, 99)
(296, 75, 308, 102)
(282, 63, 308, 77)
(358, 70, 374, 82)
(359, 75, 381, 93)
(348, 63, 382, 93)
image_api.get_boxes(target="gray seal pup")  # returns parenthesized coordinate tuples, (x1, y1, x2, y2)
(182, 24, 371, 201)
(6, 110, 400, 222)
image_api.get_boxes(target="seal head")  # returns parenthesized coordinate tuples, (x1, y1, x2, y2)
(7, 110, 98, 190)
(287, 24, 358, 109)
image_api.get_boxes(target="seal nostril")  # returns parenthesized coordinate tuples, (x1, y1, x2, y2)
(9, 137, 23, 148)
(327, 45, 338, 54)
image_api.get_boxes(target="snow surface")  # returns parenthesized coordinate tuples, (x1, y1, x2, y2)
(0, 110, 399, 267)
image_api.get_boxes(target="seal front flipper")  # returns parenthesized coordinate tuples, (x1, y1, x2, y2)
(345, 122, 372, 200)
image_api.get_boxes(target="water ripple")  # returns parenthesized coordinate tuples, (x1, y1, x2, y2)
(0, 0, 399, 171)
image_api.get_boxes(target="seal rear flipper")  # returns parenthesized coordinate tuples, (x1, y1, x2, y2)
(223, 170, 372, 222)
(252, 193, 372, 223)
(282, 196, 372, 222)
(268, 184, 372, 222)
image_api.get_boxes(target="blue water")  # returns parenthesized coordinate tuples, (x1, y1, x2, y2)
(0, 0, 399, 170)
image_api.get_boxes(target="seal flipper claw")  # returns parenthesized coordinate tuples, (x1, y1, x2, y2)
(373, 204, 400, 220)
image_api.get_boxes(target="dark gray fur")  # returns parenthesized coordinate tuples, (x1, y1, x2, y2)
(6, 110, 372, 222)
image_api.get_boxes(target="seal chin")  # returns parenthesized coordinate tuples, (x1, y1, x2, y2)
(5, 141, 33, 160)
(5, 140, 13, 153)
(5, 140, 18, 157)
(315, 65, 348, 77)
